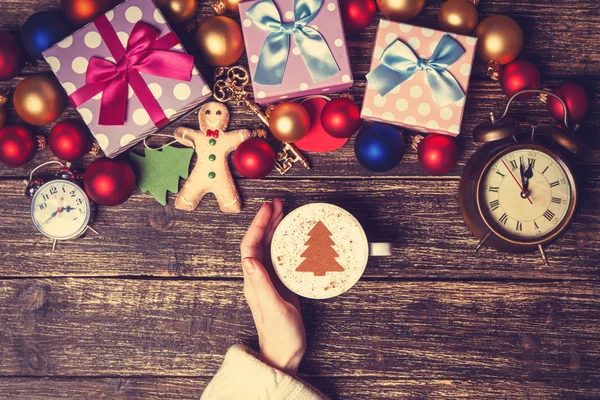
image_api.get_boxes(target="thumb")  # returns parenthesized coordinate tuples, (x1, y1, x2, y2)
(242, 258, 284, 312)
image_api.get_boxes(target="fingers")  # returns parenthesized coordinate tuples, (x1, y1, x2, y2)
(242, 258, 284, 313)
(264, 198, 284, 247)
(240, 201, 273, 261)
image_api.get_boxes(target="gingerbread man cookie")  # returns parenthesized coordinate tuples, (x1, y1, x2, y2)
(174, 102, 251, 212)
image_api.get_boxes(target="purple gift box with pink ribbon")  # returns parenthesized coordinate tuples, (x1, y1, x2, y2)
(42, 0, 212, 158)
(238, 0, 353, 104)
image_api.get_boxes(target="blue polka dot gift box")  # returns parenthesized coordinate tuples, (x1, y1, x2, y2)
(42, 0, 212, 158)
(360, 20, 478, 137)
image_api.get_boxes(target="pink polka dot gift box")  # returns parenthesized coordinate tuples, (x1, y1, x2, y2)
(238, 0, 353, 105)
(361, 20, 478, 137)
(42, 0, 212, 158)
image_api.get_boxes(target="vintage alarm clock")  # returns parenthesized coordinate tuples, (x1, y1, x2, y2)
(459, 89, 587, 264)
(25, 161, 96, 250)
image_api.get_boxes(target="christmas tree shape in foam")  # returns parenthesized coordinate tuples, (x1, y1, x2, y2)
(129, 146, 194, 206)
(296, 221, 345, 276)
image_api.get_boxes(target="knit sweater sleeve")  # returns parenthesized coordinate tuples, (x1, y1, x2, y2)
(201, 345, 329, 400)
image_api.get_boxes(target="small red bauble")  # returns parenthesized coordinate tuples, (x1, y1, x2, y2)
(499, 60, 541, 100)
(0, 126, 37, 166)
(418, 134, 458, 175)
(49, 120, 90, 161)
(234, 138, 275, 179)
(0, 31, 26, 81)
(84, 157, 136, 206)
(321, 97, 361, 139)
(341, 0, 376, 32)
(60, 0, 120, 26)
(547, 83, 589, 123)
(295, 97, 348, 152)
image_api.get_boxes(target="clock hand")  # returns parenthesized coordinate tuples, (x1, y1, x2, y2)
(522, 159, 534, 193)
(519, 157, 526, 188)
(42, 209, 59, 225)
(501, 159, 533, 205)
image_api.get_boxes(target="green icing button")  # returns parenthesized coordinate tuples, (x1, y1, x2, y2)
(209, 139, 217, 146)
(209, 154, 216, 161)
(208, 172, 216, 179)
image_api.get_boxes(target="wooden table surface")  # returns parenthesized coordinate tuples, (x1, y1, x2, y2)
(1, 0, 599, 398)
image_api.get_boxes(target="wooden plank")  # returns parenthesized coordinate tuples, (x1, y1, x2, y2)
(0, 279, 598, 381)
(1, 0, 599, 78)
(1, 178, 599, 279)
(1, 79, 599, 179)
(1, 377, 599, 399)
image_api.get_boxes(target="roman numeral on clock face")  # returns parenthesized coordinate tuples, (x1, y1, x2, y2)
(551, 197, 562, 204)
(543, 209, 555, 221)
(489, 186, 499, 193)
(509, 160, 518, 170)
(490, 199, 500, 211)
(516, 221, 523, 231)
(542, 166, 549, 174)
(496, 171, 505, 177)
(550, 181, 560, 188)
(534, 221, 540, 230)
(499, 213, 509, 225)
(528, 158, 536, 169)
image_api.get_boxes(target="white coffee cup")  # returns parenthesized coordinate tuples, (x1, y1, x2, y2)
(271, 203, 391, 299)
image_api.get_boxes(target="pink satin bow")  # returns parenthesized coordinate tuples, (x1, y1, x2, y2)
(70, 18, 194, 127)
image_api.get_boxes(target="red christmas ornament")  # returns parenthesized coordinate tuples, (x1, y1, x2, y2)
(321, 97, 361, 139)
(0, 126, 37, 166)
(234, 138, 275, 179)
(60, 0, 120, 26)
(499, 60, 541, 100)
(418, 134, 458, 175)
(295, 97, 348, 152)
(341, 0, 376, 32)
(547, 83, 589, 123)
(84, 157, 136, 206)
(48, 120, 90, 161)
(0, 31, 26, 81)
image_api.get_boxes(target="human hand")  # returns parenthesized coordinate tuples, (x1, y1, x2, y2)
(240, 199, 306, 375)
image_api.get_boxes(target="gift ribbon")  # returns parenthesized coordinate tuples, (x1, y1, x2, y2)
(246, 0, 339, 85)
(366, 34, 466, 107)
(70, 17, 194, 127)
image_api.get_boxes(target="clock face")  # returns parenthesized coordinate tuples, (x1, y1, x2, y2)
(30, 180, 91, 240)
(478, 147, 574, 243)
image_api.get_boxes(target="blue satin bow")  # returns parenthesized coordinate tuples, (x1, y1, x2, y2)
(246, 0, 340, 85)
(366, 34, 466, 107)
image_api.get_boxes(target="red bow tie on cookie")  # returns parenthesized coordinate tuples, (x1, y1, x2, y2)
(206, 130, 219, 138)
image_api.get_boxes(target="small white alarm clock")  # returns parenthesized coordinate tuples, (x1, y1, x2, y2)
(25, 161, 94, 250)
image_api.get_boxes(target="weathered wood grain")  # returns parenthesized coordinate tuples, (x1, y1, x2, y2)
(1, 377, 599, 399)
(0, 279, 598, 382)
(0, 79, 599, 180)
(1, 0, 599, 78)
(1, 178, 599, 279)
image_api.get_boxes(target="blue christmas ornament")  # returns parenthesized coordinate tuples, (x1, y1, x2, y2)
(354, 122, 405, 172)
(22, 11, 72, 60)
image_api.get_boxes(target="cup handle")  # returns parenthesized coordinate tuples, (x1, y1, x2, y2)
(369, 242, 392, 256)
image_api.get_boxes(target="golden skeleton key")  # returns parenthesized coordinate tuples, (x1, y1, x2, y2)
(213, 66, 310, 174)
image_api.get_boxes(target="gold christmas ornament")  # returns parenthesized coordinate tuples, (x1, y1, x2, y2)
(438, 0, 479, 35)
(195, 16, 244, 67)
(474, 15, 523, 65)
(155, 0, 198, 25)
(13, 75, 65, 126)
(269, 102, 311, 143)
(212, 0, 243, 14)
(376, 0, 426, 22)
